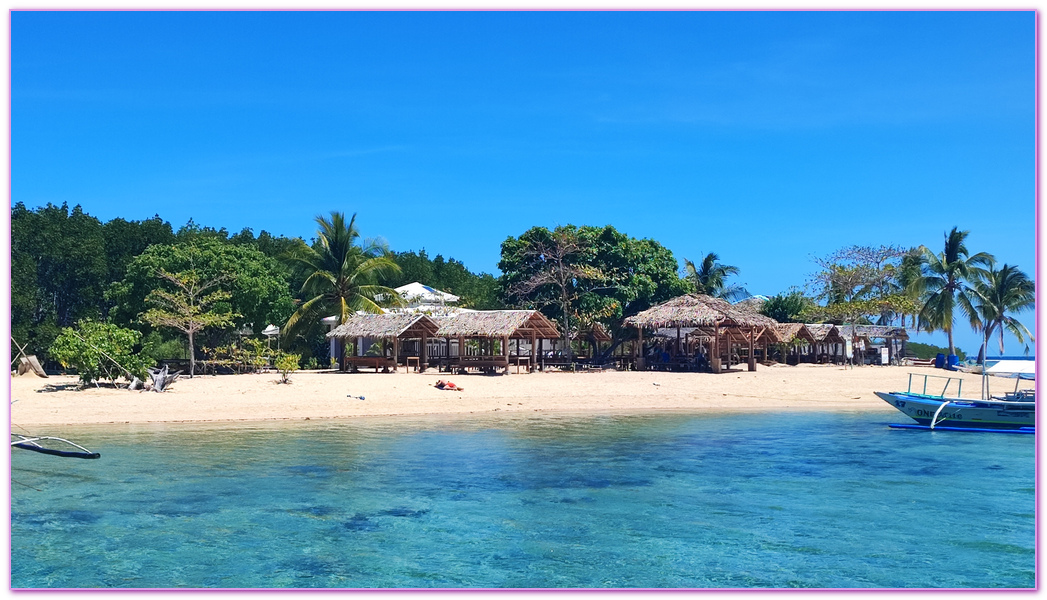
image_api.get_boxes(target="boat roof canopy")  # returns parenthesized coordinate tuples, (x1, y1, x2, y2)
(986, 360, 1036, 378)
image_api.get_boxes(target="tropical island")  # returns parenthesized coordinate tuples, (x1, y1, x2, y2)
(10, 203, 1034, 427)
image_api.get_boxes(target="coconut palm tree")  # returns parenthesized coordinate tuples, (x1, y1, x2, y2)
(683, 252, 749, 302)
(915, 227, 994, 356)
(282, 212, 402, 340)
(892, 247, 925, 328)
(971, 263, 1035, 359)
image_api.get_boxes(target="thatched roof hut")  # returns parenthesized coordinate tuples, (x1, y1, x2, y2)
(847, 324, 909, 341)
(625, 294, 779, 373)
(624, 294, 777, 329)
(434, 310, 560, 339)
(773, 323, 817, 345)
(326, 313, 439, 340)
(806, 324, 845, 344)
(576, 322, 612, 343)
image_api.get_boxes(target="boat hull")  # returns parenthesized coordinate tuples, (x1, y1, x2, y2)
(875, 391, 1035, 431)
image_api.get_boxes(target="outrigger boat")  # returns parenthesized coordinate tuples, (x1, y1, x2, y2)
(875, 359, 1035, 434)
(11, 433, 100, 459)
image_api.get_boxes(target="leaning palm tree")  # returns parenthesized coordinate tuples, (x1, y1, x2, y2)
(915, 227, 995, 356)
(971, 263, 1035, 358)
(683, 252, 749, 302)
(282, 212, 402, 340)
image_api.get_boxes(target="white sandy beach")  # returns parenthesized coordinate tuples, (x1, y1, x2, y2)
(8, 364, 1011, 427)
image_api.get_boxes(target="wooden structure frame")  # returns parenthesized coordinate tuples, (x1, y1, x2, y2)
(624, 294, 778, 373)
(434, 310, 560, 374)
(326, 313, 440, 373)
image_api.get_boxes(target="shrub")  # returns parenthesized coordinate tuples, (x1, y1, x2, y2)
(275, 352, 301, 384)
(907, 342, 966, 361)
(50, 320, 152, 386)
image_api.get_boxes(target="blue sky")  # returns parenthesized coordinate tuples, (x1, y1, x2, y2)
(11, 10, 1036, 357)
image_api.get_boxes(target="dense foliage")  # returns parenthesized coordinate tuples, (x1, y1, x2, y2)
(11, 201, 1033, 375)
(109, 239, 295, 340)
(50, 320, 152, 386)
(499, 224, 688, 352)
(905, 342, 967, 361)
(760, 291, 814, 323)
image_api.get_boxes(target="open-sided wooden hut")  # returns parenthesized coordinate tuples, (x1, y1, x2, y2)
(838, 324, 909, 364)
(327, 313, 440, 372)
(624, 294, 778, 372)
(803, 324, 846, 363)
(771, 323, 818, 363)
(434, 310, 560, 374)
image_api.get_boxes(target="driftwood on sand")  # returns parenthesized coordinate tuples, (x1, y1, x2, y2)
(147, 365, 182, 392)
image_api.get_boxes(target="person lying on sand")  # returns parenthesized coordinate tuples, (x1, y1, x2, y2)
(434, 380, 464, 391)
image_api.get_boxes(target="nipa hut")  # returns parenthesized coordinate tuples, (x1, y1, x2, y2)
(624, 294, 779, 373)
(434, 310, 560, 374)
(772, 323, 818, 364)
(838, 324, 909, 365)
(805, 324, 846, 363)
(327, 313, 440, 372)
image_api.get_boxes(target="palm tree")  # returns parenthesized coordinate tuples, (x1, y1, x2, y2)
(683, 252, 749, 302)
(971, 263, 1035, 359)
(892, 247, 925, 328)
(282, 212, 402, 341)
(915, 227, 994, 356)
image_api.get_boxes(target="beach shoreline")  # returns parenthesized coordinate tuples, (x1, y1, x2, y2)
(9, 364, 1008, 428)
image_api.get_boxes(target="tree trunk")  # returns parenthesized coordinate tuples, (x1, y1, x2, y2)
(188, 330, 195, 378)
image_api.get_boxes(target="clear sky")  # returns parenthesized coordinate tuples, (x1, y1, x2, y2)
(11, 10, 1037, 357)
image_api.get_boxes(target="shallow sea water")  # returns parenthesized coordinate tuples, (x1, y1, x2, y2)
(10, 411, 1035, 589)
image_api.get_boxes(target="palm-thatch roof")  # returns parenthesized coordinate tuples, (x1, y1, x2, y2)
(773, 323, 817, 345)
(624, 294, 778, 329)
(575, 322, 612, 343)
(434, 310, 560, 339)
(838, 324, 909, 341)
(326, 313, 440, 340)
(733, 297, 766, 313)
(805, 324, 845, 344)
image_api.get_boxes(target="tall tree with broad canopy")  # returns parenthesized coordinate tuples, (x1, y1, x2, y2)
(499, 224, 687, 359)
(915, 227, 995, 357)
(108, 238, 296, 343)
(11, 202, 109, 364)
(808, 245, 919, 325)
(140, 269, 239, 378)
(281, 212, 403, 342)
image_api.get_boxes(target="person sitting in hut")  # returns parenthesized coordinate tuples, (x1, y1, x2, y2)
(434, 380, 464, 391)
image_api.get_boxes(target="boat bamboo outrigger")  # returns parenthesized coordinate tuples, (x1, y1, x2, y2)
(875, 356, 1035, 434)
(11, 434, 101, 459)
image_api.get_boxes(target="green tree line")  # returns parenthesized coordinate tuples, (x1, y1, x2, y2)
(12, 202, 1033, 378)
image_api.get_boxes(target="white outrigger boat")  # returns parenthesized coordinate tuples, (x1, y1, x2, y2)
(11, 433, 100, 459)
(875, 359, 1035, 434)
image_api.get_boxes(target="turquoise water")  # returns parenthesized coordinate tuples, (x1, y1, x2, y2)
(11, 411, 1035, 589)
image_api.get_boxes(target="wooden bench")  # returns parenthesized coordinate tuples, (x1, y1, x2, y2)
(344, 356, 396, 373)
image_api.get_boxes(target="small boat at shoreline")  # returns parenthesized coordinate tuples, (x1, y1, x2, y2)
(11, 434, 101, 459)
(876, 360, 1035, 433)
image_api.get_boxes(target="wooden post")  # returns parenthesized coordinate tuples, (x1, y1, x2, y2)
(636, 326, 645, 371)
(503, 335, 510, 375)
(530, 332, 537, 373)
(392, 336, 398, 373)
(420, 331, 428, 373)
(748, 328, 756, 371)
(711, 321, 722, 374)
